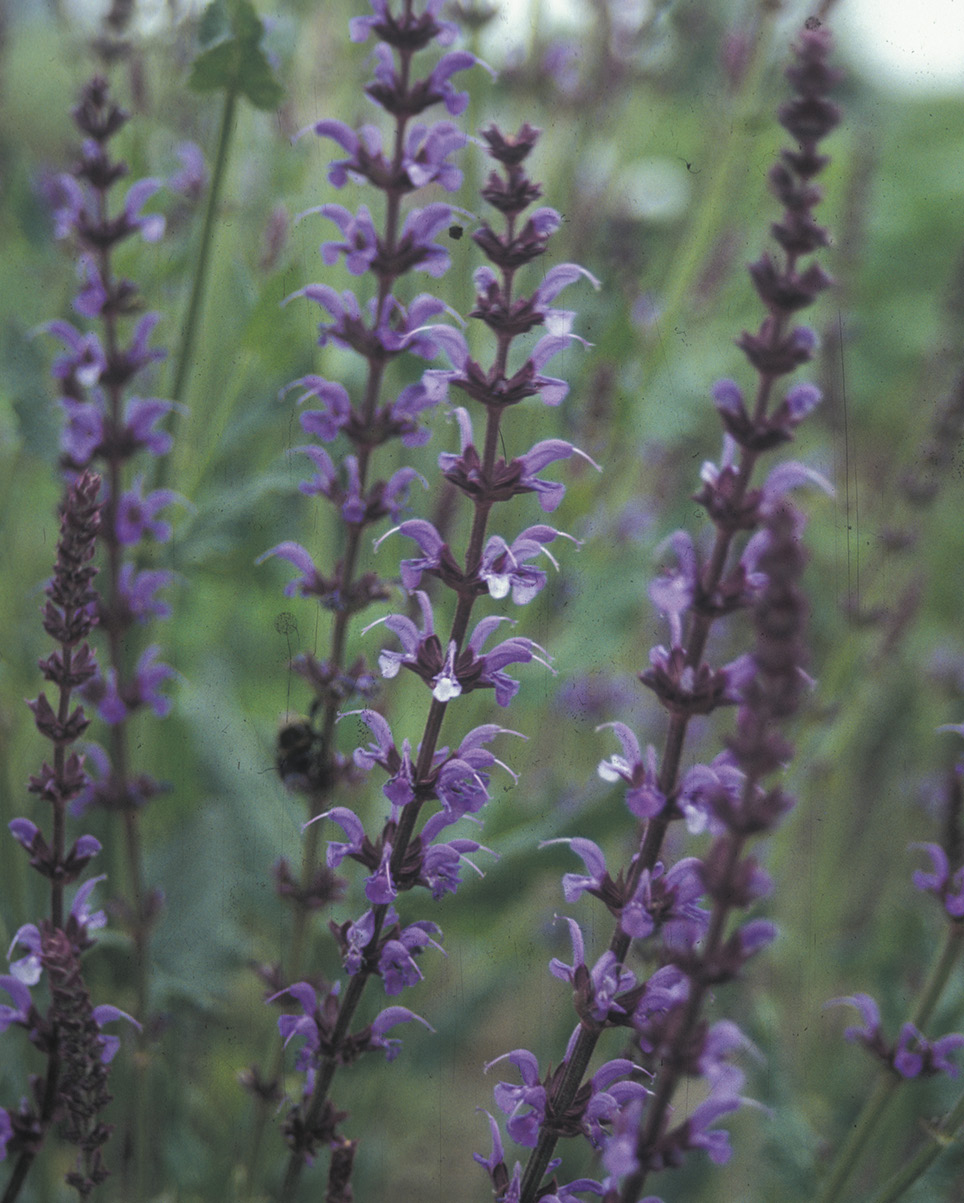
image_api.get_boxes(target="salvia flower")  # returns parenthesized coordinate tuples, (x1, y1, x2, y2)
(1, 470, 133, 1189)
(827, 994, 964, 1080)
(269, 16, 597, 1189)
(911, 842, 964, 918)
(493, 27, 838, 1203)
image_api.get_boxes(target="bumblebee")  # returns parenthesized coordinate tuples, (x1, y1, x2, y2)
(276, 717, 323, 790)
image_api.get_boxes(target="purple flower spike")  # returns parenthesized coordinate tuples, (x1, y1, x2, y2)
(311, 115, 466, 197)
(8, 925, 44, 986)
(43, 319, 107, 389)
(474, 1109, 510, 1178)
(89, 647, 174, 722)
(894, 1024, 964, 1080)
(169, 140, 207, 201)
(378, 919, 443, 995)
(404, 121, 469, 190)
(395, 202, 456, 277)
(911, 841, 948, 892)
(122, 178, 165, 243)
(424, 50, 484, 115)
(365, 842, 397, 904)
(310, 806, 367, 869)
(375, 518, 452, 592)
(257, 541, 326, 598)
(419, 836, 491, 898)
(118, 564, 173, 622)
(8, 819, 41, 851)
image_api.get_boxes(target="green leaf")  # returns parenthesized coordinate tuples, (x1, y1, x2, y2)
(188, 0, 284, 111)
(196, 0, 229, 45)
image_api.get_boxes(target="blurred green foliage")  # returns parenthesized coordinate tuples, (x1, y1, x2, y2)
(2, 0, 964, 1200)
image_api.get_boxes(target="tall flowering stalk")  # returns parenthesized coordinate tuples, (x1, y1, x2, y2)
(472, 26, 842, 1203)
(815, 743, 964, 1202)
(1, 471, 136, 1200)
(248, 0, 482, 1184)
(262, 6, 599, 1195)
(31, 74, 177, 1193)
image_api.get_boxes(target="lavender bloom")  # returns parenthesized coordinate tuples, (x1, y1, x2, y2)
(498, 28, 839, 1203)
(348, 0, 458, 46)
(474, 1111, 525, 1202)
(377, 518, 573, 603)
(312, 117, 468, 191)
(269, 21, 598, 1186)
(47, 77, 177, 791)
(487, 1049, 548, 1148)
(548, 918, 636, 1025)
(368, 590, 553, 706)
(0, 473, 134, 1188)
(14, 76, 180, 1193)
(168, 141, 207, 202)
(911, 841, 964, 918)
(273, 981, 434, 1075)
(377, 919, 444, 995)
(8, 876, 107, 986)
(827, 994, 964, 1080)
(317, 200, 456, 278)
(438, 407, 598, 513)
(0, 978, 34, 1033)
(596, 724, 666, 819)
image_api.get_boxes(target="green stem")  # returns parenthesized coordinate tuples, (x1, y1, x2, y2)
(161, 83, 239, 473)
(817, 922, 964, 1203)
(867, 1089, 964, 1203)
(644, 1, 778, 368)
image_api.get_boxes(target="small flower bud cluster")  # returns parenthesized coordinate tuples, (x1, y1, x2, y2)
(1, 474, 137, 1189)
(480, 28, 840, 1203)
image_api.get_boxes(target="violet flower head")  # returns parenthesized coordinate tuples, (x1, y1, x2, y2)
(45, 76, 177, 812)
(492, 27, 840, 1203)
(271, 41, 602, 1193)
(827, 995, 964, 1082)
(912, 841, 964, 918)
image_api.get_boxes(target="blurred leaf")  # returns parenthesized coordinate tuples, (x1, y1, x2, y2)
(189, 0, 284, 111)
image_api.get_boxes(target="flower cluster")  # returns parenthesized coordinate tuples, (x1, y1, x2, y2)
(1, 472, 137, 1191)
(257, 0, 482, 830)
(475, 27, 841, 1203)
(3, 75, 176, 1193)
(46, 78, 177, 764)
(253, 0, 481, 1184)
(264, 7, 598, 1192)
(829, 993, 964, 1081)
